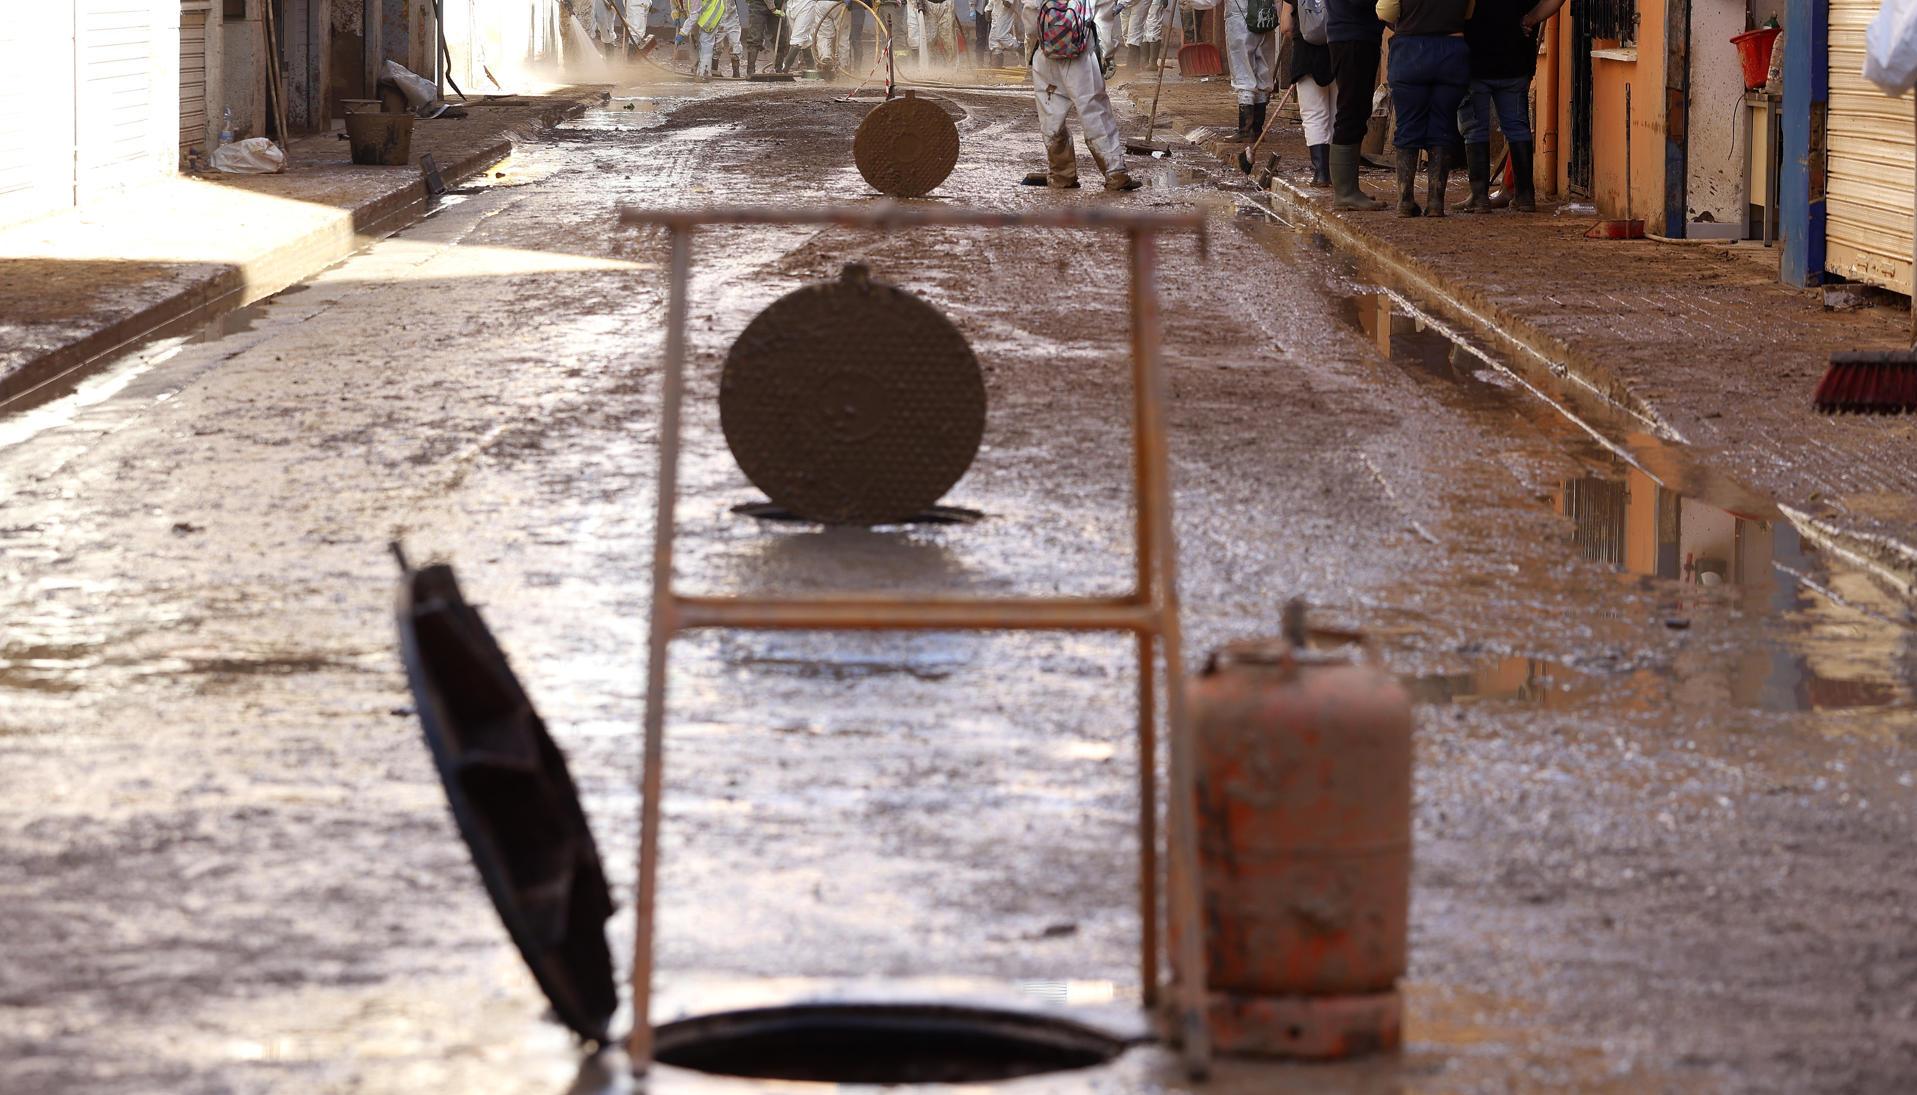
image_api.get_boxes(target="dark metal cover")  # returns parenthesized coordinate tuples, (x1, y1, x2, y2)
(395, 561, 617, 1043)
(853, 92, 961, 198)
(719, 264, 986, 525)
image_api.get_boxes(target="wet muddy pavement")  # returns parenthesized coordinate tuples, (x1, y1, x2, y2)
(2, 79, 1915, 1094)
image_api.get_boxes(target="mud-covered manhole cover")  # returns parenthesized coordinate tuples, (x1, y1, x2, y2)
(719, 263, 986, 525)
(853, 91, 961, 198)
(654, 1003, 1129, 1083)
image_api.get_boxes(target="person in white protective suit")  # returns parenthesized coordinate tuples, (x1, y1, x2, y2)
(594, 0, 649, 52)
(1018, 0, 1141, 190)
(905, 0, 961, 62)
(1223, 0, 1279, 140)
(683, 0, 745, 77)
(1092, 0, 1123, 77)
(1121, 0, 1166, 69)
(987, 0, 1021, 63)
(788, 0, 856, 73)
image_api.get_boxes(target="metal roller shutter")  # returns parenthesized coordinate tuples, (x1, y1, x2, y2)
(1826, 0, 1915, 295)
(180, 5, 209, 154)
(76, 0, 156, 200)
(0, 3, 78, 226)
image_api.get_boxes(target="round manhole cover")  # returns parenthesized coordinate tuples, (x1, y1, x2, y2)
(719, 264, 986, 526)
(654, 1003, 1129, 1084)
(853, 92, 961, 198)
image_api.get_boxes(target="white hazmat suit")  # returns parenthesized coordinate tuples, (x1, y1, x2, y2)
(1223, 0, 1277, 107)
(1021, 0, 1132, 188)
(1122, 0, 1166, 47)
(682, 0, 743, 76)
(788, 0, 855, 69)
(906, 0, 960, 59)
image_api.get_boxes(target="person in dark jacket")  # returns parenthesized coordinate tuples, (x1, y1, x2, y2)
(1460, 0, 1562, 210)
(1281, 0, 1336, 187)
(1377, 0, 1470, 216)
(1324, 0, 1387, 209)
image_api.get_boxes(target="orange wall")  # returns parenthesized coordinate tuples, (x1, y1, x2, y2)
(1546, 0, 1669, 224)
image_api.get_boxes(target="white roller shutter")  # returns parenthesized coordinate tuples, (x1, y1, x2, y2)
(0, 3, 78, 227)
(1826, 0, 1915, 295)
(76, 0, 157, 200)
(180, 4, 209, 155)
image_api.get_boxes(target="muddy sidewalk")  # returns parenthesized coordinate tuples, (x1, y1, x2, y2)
(0, 90, 598, 411)
(1120, 75, 1917, 596)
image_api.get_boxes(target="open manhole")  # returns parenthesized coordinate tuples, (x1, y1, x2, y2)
(653, 1003, 1130, 1084)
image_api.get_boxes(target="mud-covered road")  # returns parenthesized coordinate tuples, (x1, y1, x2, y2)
(3, 78, 1914, 1094)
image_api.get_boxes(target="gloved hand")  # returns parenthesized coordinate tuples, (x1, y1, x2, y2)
(676, 30, 688, 41)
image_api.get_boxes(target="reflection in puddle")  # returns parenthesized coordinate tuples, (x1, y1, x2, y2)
(1345, 289, 1914, 716)
(1405, 657, 1594, 707)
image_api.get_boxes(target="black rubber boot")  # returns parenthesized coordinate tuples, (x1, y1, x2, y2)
(1395, 148, 1422, 217)
(747, 48, 759, 75)
(1462, 141, 1492, 213)
(1236, 104, 1256, 142)
(1425, 144, 1454, 217)
(731, 56, 741, 78)
(1309, 143, 1331, 187)
(1510, 139, 1537, 212)
(1251, 100, 1268, 142)
(1331, 143, 1386, 210)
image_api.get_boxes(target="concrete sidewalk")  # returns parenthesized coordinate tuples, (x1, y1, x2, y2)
(1120, 74, 1917, 595)
(0, 91, 597, 410)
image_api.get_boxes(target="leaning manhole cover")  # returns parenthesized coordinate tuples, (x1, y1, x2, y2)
(719, 263, 986, 525)
(654, 1003, 1129, 1084)
(853, 91, 961, 198)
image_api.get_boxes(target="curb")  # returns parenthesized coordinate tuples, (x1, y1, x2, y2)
(0, 94, 594, 414)
(1126, 88, 1917, 598)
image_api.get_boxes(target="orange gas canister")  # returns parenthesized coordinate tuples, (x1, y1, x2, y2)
(1187, 606, 1412, 1059)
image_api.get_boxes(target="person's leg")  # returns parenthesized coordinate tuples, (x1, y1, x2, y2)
(975, 8, 991, 63)
(1250, 28, 1276, 134)
(1386, 37, 1431, 216)
(1061, 50, 1137, 187)
(1223, 0, 1258, 139)
(1491, 75, 1536, 210)
(1328, 39, 1385, 209)
(848, 3, 866, 66)
(1460, 78, 1493, 211)
(1298, 77, 1335, 186)
(1026, 53, 1082, 186)
(1421, 38, 1470, 215)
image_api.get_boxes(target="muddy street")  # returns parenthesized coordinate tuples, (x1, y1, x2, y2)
(3, 79, 1915, 1094)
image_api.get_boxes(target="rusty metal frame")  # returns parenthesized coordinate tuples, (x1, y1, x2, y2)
(616, 201, 1212, 1081)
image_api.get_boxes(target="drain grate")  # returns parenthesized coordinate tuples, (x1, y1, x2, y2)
(653, 1003, 1128, 1084)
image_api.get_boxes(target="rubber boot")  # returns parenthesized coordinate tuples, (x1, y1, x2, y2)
(1251, 100, 1268, 143)
(1331, 143, 1386, 210)
(1510, 139, 1537, 212)
(1236, 104, 1256, 143)
(1309, 143, 1331, 188)
(732, 56, 741, 78)
(1461, 141, 1492, 213)
(1395, 148, 1422, 217)
(1127, 43, 1141, 69)
(1425, 144, 1454, 217)
(747, 48, 759, 75)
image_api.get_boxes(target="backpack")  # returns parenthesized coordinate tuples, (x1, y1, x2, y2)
(1248, 0, 1279, 34)
(1037, 0, 1090, 60)
(1295, 0, 1329, 43)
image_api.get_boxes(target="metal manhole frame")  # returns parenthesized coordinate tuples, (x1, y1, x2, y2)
(616, 201, 1213, 1081)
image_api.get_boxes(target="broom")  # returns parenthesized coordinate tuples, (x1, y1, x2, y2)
(1815, 351, 1917, 413)
(1124, 0, 1182, 155)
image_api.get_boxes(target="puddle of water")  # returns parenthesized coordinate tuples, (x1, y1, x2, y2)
(1404, 656, 1597, 708)
(1337, 289, 1915, 715)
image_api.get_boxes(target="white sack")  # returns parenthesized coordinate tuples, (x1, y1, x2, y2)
(211, 137, 287, 174)
(1866, 0, 1917, 93)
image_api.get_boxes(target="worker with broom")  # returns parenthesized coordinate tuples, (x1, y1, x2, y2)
(1224, 0, 1281, 141)
(1018, 0, 1141, 190)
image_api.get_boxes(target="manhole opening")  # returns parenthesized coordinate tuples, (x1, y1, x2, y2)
(731, 501, 984, 526)
(653, 1003, 1129, 1084)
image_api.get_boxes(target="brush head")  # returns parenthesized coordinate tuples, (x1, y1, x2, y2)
(1816, 350, 1917, 414)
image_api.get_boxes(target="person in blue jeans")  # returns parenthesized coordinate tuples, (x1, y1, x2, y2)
(1377, 0, 1470, 216)
(1460, 0, 1564, 211)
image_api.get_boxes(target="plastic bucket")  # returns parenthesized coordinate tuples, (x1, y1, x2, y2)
(345, 111, 414, 166)
(1732, 27, 1781, 90)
